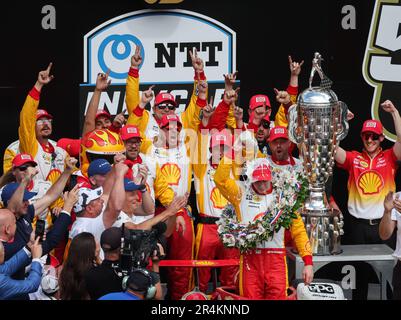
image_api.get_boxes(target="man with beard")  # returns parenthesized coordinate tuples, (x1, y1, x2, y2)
(335, 100, 401, 299)
(3, 63, 67, 184)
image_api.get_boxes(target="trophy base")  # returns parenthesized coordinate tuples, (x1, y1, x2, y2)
(301, 209, 344, 256)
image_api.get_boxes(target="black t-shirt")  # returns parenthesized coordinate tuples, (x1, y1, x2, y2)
(85, 260, 124, 300)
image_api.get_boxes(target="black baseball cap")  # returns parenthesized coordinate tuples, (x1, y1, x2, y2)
(100, 227, 121, 252)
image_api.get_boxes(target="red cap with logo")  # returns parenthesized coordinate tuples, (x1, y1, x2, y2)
(154, 92, 177, 107)
(12, 154, 37, 168)
(120, 125, 142, 141)
(269, 126, 288, 142)
(252, 164, 272, 182)
(95, 109, 111, 120)
(361, 120, 383, 135)
(160, 114, 182, 129)
(210, 130, 232, 149)
(249, 94, 271, 110)
(36, 109, 53, 120)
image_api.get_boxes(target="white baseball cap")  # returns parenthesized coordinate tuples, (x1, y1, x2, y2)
(73, 187, 103, 213)
(41, 267, 59, 295)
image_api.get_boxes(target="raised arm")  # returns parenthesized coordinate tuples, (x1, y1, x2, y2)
(274, 56, 303, 127)
(380, 192, 398, 240)
(33, 157, 77, 214)
(381, 100, 401, 160)
(214, 156, 241, 205)
(180, 48, 207, 131)
(126, 194, 188, 236)
(82, 71, 111, 137)
(19, 63, 54, 157)
(126, 45, 142, 117)
(103, 162, 129, 228)
(127, 85, 154, 135)
(6, 167, 37, 214)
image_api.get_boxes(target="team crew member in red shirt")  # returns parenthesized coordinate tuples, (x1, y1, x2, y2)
(335, 100, 401, 299)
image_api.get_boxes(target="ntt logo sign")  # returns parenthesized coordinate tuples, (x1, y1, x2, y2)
(83, 9, 236, 85)
(80, 9, 236, 117)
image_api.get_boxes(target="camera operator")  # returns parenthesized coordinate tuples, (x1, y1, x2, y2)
(84, 227, 124, 300)
(87, 226, 164, 300)
(85, 195, 187, 299)
(97, 246, 164, 300)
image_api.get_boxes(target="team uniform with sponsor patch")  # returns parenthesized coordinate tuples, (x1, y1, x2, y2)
(2, 88, 66, 228)
(193, 135, 239, 293)
(214, 157, 312, 300)
(337, 148, 398, 220)
(148, 142, 195, 300)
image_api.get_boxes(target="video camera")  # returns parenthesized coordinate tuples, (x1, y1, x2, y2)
(119, 222, 167, 274)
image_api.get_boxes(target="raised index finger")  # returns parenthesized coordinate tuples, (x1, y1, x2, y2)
(135, 45, 141, 56)
(288, 56, 293, 65)
(46, 62, 53, 73)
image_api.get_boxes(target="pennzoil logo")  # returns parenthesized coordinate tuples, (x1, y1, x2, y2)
(193, 261, 215, 267)
(359, 161, 369, 168)
(357, 170, 384, 195)
(363, 0, 401, 142)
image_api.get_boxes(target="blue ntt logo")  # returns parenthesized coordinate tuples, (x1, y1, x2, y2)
(98, 34, 145, 79)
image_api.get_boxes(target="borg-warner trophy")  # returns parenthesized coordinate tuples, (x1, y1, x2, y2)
(288, 53, 349, 255)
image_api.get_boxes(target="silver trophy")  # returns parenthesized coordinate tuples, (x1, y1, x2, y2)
(288, 53, 349, 255)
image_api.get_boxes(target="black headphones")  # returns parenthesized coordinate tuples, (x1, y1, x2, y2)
(122, 268, 156, 300)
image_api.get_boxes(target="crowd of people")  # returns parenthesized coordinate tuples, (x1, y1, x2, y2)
(0, 45, 400, 301)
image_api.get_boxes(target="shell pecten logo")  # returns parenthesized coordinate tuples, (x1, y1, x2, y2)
(210, 187, 228, 209)
(161, 163, 181, 186)
(357, 170, 384, 195)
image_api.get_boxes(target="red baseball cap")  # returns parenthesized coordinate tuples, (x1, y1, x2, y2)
(57, 138, 81, 157)
(210, 130, 232, 149)
(12, 154, 37, 168)
(160, 114, 182, 129)
(249, 94, 271, 110)
(120, 125, 142, 141)
(252, 164, 272, 182)
(269, 126, 288, 142)
(361, 120, 383, 135)
(36, 109, 53, 120)
(154, 92, 177, 107)
(261, 114, 270, 124)
(95, 110, 111, 120)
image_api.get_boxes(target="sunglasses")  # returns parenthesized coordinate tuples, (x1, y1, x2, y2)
(36, 119, 53, 125)
(362, 133, 380, 141)
(17, 164, 34, 171)
(163, 125, 182, 132)
(260, 121, 270, 129)
(157, 104, 176, 111)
